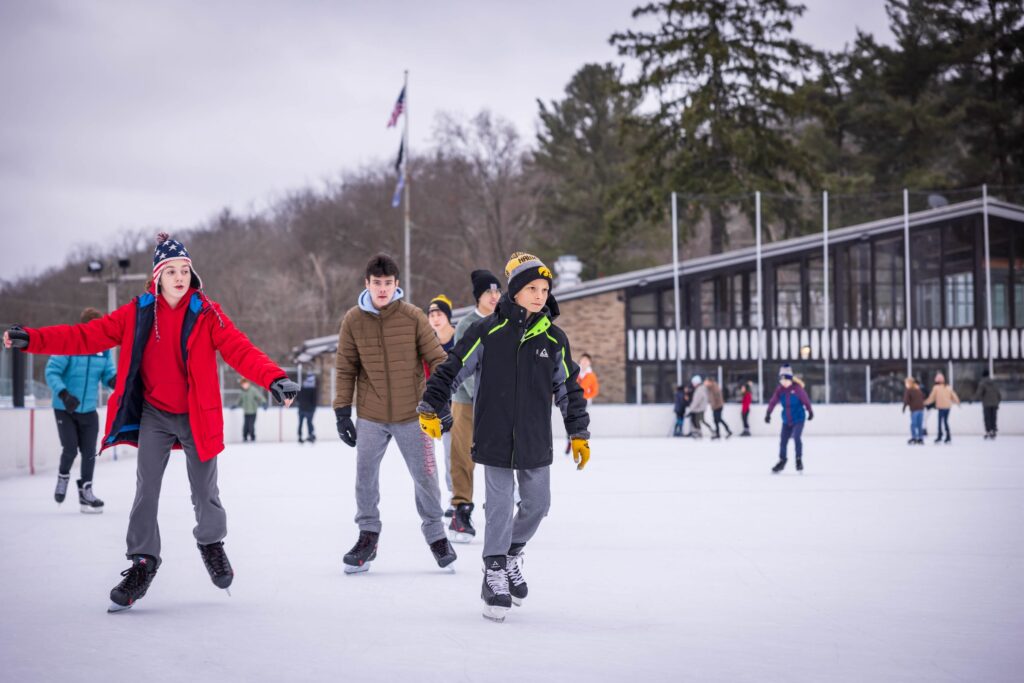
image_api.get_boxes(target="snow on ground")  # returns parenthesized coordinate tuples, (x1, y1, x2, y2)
(1, 434, 1022, 683)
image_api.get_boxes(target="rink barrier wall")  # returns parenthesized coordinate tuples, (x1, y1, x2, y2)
(2, 402, 1021, 478)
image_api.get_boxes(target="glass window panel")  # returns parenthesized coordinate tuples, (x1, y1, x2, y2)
(987, 223, 1010, 327)
(874, 238, 905, 328)
(912, 229, 941, 328)
(808, 257, 833, 328)
(945, 272, 974, 327)
(661, 288, 677, 328)
(700, 279, 714, 328)
(732, 274, 745, 328)
(841, 243, 871, 328)
(629, 292, 657, 328)
(775, 262, 802, 328)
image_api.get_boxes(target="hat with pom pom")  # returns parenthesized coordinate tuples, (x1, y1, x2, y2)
(152, 231, 202, 291)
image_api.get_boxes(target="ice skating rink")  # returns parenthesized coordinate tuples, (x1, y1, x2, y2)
(1, 434, 1021, 683)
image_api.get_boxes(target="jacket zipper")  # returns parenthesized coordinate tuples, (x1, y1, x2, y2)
(379, 315, 392, 422)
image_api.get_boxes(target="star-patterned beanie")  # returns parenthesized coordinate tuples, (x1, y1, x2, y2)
(150, 231, 222, 339)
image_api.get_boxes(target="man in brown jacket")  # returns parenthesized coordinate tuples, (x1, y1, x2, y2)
(333, 254, 457, 573)
(707, 378, 733, 439)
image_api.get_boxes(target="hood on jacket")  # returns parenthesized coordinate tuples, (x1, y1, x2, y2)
(358, 287, 405, 315)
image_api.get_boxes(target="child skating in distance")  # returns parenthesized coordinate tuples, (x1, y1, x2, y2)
(765, 365, 813, 474)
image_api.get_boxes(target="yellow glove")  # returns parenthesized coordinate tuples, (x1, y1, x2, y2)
(570, 438, 590, 470)
(419, 412, 442, 439)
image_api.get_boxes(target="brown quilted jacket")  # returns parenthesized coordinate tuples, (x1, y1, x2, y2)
(333, 298, 446, 424)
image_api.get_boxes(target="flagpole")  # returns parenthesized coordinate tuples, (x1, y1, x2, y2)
(402, 69, 412, 303)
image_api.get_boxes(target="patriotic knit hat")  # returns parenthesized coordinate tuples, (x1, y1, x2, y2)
(150, 231, 222, 340)
(152, 232, 202, 292)
(779, 364, 794, 380)
(504, 252, 553, 299)
(471, 269, 501, 302)
(427, 294, 453, 322)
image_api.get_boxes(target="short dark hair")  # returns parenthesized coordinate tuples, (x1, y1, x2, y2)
(365, 253, 400, 280)
(580, 353, 592, 362)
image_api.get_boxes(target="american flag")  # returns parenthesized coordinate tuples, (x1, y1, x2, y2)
(386, 87, 405, 128)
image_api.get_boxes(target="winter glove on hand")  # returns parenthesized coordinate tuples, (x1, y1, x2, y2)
(764, 414, 771, 424)
(419, 412, 442, 439)
(570, 436, 590, 471)
(107, 378, 116, 390)
(335, 406, 357, 447)
(59, 389, 80, 413)
(269, 377, 300, 405)
(808, 412, 814, 421)
(440, 405, 454, 434)
(4, 325, 29, 349)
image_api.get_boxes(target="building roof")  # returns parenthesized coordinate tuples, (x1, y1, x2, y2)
(292, 197, 1024, 362)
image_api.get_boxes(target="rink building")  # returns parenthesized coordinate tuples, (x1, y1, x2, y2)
(293, 197, 1024, 405)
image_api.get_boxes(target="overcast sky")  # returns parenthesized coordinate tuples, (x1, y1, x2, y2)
(0, 0, 892, 280)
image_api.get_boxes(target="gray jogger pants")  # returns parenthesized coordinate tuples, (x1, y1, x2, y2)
(126, 402, 227, 561)
(355, 418, 446, 543)
(483, 465, 551, 558)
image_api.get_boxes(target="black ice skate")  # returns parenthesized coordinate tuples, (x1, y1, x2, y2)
(430, 537, 457, 569)
(448, 503, 476, 544)
(507, 543, 528, 606)
(740, 429, 751, 437)
(481, 555, 512, 622)
(77, 479, 104, 514)
(771, 459, 787, 474)
(343, 530, 379, 574)
(109, 555, 158, 612)
(444, 506, 454, 518)
(54, 473, 70, 504)
(198, 541, 234, 591)
(796, 458, 804, 473)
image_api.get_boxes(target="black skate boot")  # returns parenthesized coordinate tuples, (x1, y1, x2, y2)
(448, 503, 476, 544)
(54, 473, 70, 504)
(796, 458, 804, 473)
(507, 543, 528, 606)
(343, 530, 379, 574)
(481, 555, 512, 622)
(740, 429, 751, 437)
(430, 537, 457, 569)
(109, 555, 158, 612)
(77, 479, 104, 514)
(771, 459, 786, 474)
(444, 506, 454, 518)
(198, 541, 234, 590)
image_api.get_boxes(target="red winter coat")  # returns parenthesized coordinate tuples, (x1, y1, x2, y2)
(25, 291, 285, 461)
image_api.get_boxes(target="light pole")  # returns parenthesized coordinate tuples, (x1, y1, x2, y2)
(79, 258, 148, 366)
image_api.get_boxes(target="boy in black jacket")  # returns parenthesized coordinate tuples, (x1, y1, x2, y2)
(418, 252, 591, 623)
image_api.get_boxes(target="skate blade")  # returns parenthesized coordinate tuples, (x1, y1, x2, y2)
(107, 602, 132, 613)
(224, 587, 232, 597)
(511, 596, 524, 607)
(80, 505, 104, 514)
(448, 531, 475, 544)
(482, 605, 509, 622)
(344, 563, 371, 574)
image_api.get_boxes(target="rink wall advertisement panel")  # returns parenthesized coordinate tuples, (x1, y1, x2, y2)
(3, 403, 1022, 478)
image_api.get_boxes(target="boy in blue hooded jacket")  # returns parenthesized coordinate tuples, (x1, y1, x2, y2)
(765, 364, 813, 474)
(45, 307, 117, 512)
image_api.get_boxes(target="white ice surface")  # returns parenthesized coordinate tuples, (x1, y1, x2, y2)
(1, 435, 1022, 682)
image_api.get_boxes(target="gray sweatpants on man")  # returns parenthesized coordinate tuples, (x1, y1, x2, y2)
(483, 465, 551, 558)
(126, 402, 227, 562)
(355, 418, 446, 543)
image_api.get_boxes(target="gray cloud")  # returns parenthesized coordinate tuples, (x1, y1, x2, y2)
(1, 0, 891, 279)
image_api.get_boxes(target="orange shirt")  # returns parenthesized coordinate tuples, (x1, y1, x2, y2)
(578, 368, 599, 401)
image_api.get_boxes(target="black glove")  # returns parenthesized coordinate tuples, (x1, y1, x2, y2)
(807, 412, 814, 421)
(59, 389, 80, 413)
(764, 414, 771, 424)
(107, 378, 116, 389)
(335, 406, 357, 447)
(440, 404, 454, 434)
(269, 377, 300, 404)
(5, 325, 29, 349)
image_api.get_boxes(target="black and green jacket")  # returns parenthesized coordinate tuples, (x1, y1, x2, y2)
(420, 294, 590, 470)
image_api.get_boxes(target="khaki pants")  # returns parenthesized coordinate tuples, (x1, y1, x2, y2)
(450, 401, 476, 505)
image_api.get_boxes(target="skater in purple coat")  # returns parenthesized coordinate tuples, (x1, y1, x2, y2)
(765, 365, 813, 474)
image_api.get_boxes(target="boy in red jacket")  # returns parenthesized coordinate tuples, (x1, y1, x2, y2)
(4, 232, 299, 612)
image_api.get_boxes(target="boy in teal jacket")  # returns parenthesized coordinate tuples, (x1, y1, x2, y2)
(44, 307, 117, 512)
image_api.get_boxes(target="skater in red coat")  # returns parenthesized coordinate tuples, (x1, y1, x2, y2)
(4, 232, 299, 612)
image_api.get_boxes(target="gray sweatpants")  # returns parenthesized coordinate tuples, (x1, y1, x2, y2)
(126, 402, 227, 562)
(483, 465, 551, 558)
(442, 431, 453, 496)
(355, 418, 446, 543)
